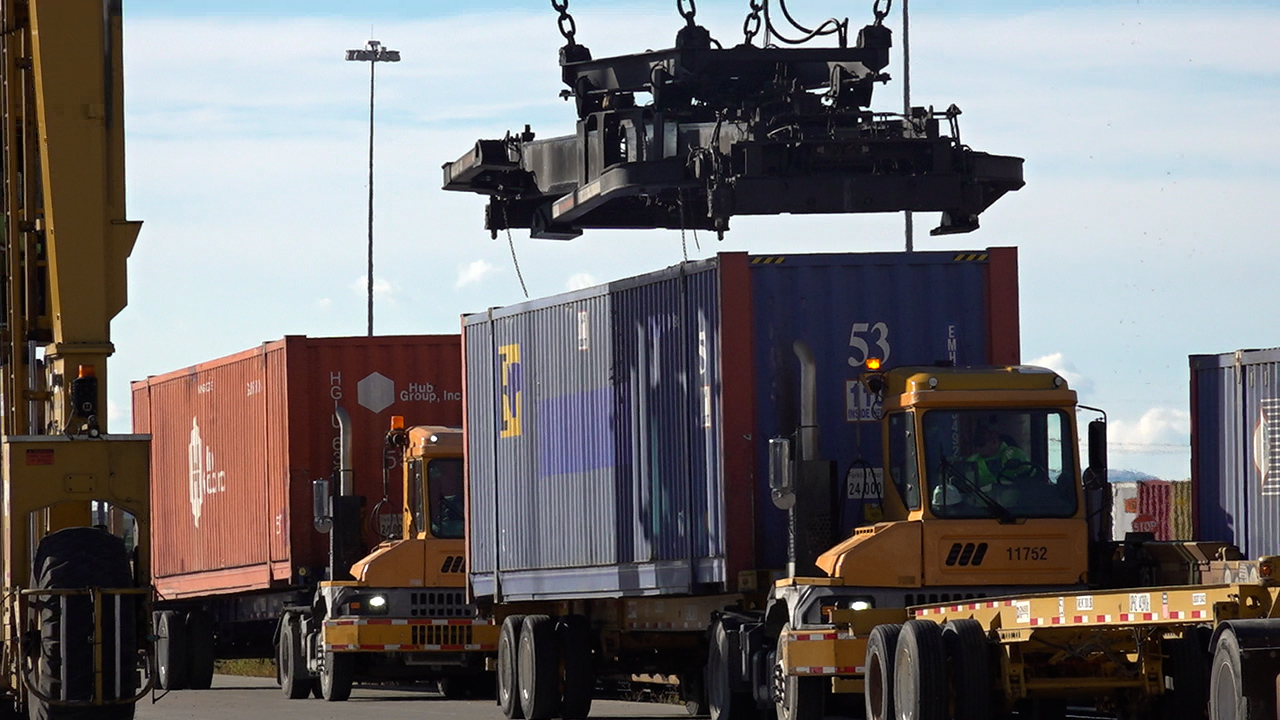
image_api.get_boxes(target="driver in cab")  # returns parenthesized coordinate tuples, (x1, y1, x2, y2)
(932, 426, 1033, 514)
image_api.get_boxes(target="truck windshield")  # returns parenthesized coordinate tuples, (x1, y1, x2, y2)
(427, 458, 464, 538)
(921, 409, 1076, 520)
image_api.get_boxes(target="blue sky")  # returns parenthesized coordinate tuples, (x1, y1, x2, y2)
(112, 0, 1280, 479)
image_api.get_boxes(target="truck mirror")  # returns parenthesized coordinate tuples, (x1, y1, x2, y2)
(313, 478, 333, 533)
(769, 437, 796, 510)
(1085, 419, 1107, 488)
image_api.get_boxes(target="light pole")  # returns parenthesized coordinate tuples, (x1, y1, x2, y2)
(345, 39, 400, 336)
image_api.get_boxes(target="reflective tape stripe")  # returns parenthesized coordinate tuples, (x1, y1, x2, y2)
(792, 666, 864, 675)
(324, 643, 497, 652)
(1119, 613, 1155, 622)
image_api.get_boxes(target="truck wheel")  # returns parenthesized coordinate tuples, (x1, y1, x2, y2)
(498, 615, 527, 719)
(1211, 630, 1249, 720)
(156, 610, 189, 691)
(518, 615, 559, 720)
(278, 615, 311, 700)
(29, 527, 137, 720)
(559, 615, 593, 720)
(680, 672, 708, 716)
(775, 623, 825, 720)
(320, 651, 353, 702)
(894, 620, 947, 720)
(1163, 630, 1209, 720)
(185, 610, 216, 690)
(942, 619, 993, 720)
(707, 619, 752, 720)
(864, 623, 902, 720)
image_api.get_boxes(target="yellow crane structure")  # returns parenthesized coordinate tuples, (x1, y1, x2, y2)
(0, 0, 150, 716)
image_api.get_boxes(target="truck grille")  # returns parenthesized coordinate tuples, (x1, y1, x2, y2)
(903, 591, 987, 607)
(412, 623, 473, 646)
(409, 590, 473, 618)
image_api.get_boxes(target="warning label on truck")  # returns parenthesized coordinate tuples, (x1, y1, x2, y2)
(1128, 593, 1152, 613)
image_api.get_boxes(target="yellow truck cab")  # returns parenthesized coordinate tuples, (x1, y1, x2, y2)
(280, 423, 496, 702)
(817, 365, 1088, 593)
(765, 365, 1099, 716)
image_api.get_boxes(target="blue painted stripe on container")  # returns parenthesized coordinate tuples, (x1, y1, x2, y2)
(538, 388, 616, 476)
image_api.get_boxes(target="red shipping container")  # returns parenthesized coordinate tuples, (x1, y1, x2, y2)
(131, 335, 462, 599)
(1137, 480, 1173, 541)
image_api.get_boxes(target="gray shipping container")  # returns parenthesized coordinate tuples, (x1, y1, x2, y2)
(464, 249, 1020, 602)
(1191, 348, 1280, 559)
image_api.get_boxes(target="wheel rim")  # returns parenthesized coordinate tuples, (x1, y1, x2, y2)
(1210, 656, 1238, 720)
(867, 652, 884, 720)
(498, 633, 514, 705)
(518, 632, 533, 705)
(895, 644, 917, 720)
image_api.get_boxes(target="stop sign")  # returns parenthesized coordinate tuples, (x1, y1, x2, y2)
(1132, 514, 1158, 533)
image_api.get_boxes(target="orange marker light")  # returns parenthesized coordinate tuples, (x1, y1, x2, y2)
(866, 358, 882, 371)
(390, 415, 405, 431)
(78, 365, 96, 378)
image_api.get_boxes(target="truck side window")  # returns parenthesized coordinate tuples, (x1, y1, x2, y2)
(887, 412, 920, 509)
(428, 459, 465, 539)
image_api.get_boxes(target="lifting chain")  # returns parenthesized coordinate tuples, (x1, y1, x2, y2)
(677, 0, 697, 26)
(551, 0, 577, 46)
(872, 0, 892, 25)
(743, 0, 764, 45)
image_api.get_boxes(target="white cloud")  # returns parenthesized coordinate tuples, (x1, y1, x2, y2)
(349, 275, 394, 301)
(566, 273, 597, 291)
(316, 298, 332, 310)
(1109, 407, 1190, 455)
(456, 260, 498, 288)
(1026, 352, 1094, 398)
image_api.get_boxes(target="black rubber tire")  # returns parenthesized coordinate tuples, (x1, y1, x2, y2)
(1210, 630, 1249, 720)
(894, 620, 947, 720)
(155, 610, 189, 691)
(518, 615, 559, 720)
(864, 623, 902, 720)
(320, 651, 354, 702)
(498, 615, 527, 719)
(1163, 630, 1210, 720)
(559, 615, 594, 720)
(776, 623, 825, 720)
(707, 620, 753, 720)
(278, 615, 311, 700)
(680, 672, 708, 716)
(28, 527, 138, 720)
(942, 619, 993, 720)
(184, 610, 216, 690)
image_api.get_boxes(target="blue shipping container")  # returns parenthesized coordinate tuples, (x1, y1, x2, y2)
(465, 249, 1020, 602)
(1191, 348, 1280, 559)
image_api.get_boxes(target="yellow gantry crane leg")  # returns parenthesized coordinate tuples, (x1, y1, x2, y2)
(0, 0, 149, 712)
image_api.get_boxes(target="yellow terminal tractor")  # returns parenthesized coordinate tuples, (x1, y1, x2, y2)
(277, 418, 496, 701)
(0, 1, 151, 717)
(747, 364, 1256, 720)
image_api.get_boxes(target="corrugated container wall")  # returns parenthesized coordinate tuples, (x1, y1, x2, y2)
(465, 249, 1020, 602)
(132, 335, 463, 598)
(1191, 348, 1280, 558)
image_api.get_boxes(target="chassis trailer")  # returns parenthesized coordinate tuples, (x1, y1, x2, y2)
(829, 557, 1279, 720)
